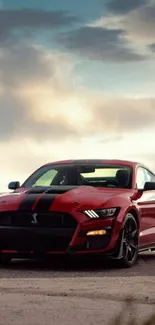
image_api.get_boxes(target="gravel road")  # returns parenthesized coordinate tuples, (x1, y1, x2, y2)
(0, 252, 155, 325)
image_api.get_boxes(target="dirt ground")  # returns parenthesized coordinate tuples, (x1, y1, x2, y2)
(0, 252, 155, 325)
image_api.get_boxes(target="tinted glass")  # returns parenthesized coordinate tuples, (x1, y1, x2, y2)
(22, 164, 132, 189)
(136, 167, 155, 189)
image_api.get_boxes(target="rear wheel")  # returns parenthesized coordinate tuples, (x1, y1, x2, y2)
(118, 214, 139, 268)
(0, 255, 12, 266)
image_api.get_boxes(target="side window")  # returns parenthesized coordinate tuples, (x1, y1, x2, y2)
(33, 170, 58, 187)
(136, 167, 155, 189)
(148, 172, 155, 183)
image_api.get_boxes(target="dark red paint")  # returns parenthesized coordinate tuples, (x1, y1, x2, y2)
(0, 159, 155, 258)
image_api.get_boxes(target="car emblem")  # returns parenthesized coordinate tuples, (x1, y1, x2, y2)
(31, 213, 38, 224)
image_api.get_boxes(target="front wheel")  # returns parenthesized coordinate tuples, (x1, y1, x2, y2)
(118, 214, 139, 268)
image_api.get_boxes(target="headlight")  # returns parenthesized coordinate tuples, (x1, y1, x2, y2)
(83, 208, 118, 219)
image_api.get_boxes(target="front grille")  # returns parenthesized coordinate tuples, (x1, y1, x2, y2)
(0, 211, 77, 229)
(0, 232, 73, 251)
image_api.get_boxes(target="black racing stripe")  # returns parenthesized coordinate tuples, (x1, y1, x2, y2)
(34, 194, 57, 212)
(18, 194, 39, 211)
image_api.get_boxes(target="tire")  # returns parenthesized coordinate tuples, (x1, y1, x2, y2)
(0, 255, 12, 266)
(118, 213, 139, 268)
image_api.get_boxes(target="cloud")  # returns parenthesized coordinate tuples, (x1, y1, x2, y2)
(149, 43, 155, 53)
(0, 40, 94, 142)
(58, 26, 146, 62)
(0, 41, 154, 143)
(0, 42, 82, 141)
(0, 9, 78, 43)
(89, 1, 155, 48)
(0, 44, 53, 88)
(92, 97, 155, 132)
(0, 4, 155, 191)
(0, 34, 154, 145)
(121, 3, 155, 42)
(0, 92, 78, 141)
(106, 0, 147, 14)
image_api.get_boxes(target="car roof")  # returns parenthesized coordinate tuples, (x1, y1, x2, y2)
(43, 159, 139, 167)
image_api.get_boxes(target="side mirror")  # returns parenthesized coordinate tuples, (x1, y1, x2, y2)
(144, 181, 155, 191)
(8, 181, 20, 190)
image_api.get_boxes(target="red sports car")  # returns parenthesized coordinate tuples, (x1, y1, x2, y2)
(0, 159, 155, 268)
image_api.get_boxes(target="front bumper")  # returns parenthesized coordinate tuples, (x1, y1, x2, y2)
(0, 210, 120, 258)
(0, 224, 119, 259)
(0, 226, 75, 253)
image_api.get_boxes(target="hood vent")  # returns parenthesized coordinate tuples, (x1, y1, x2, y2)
(46, 186, 79, 194)
(26, 187, 48, 194)
(26, 185, 79, 195)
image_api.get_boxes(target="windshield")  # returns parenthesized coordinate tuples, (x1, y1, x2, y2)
(22, 164, 132, 189)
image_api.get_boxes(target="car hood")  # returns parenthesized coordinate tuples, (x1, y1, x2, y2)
(0, 185, 133, 212)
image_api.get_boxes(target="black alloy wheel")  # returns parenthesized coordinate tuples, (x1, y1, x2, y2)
(119, 214, 139, 268)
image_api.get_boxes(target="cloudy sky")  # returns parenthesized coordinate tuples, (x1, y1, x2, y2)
(0, 0, 155, 191)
